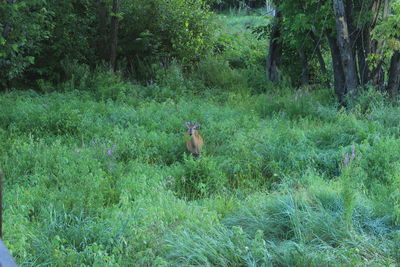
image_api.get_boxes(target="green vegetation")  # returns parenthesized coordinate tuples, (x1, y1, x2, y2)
(1, 1, 400, 266)
(0, 0, 215, 86)
(2, 79, 400, 266)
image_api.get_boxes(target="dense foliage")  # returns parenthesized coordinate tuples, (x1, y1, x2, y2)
(266, 0, 400, 103)
(119, 0, 215, 78)
(0, 0, 214, 87)
(0, 0, 53, 87)
(211, 0, 266, 10)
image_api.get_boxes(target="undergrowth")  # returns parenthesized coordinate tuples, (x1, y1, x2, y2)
(1, 85, 399, 266)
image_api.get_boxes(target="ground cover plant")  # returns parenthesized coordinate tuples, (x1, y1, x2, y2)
(1, 2, 400, 266)
(1, 85, 400, 266)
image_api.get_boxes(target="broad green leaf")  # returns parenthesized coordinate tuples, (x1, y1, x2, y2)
(27, 56, 35, 64)
(11, 43, 18, 51)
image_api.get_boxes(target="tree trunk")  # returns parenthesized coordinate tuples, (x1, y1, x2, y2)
(110, 0, 120, 72)
(327, 35, 346, 106)
(315, 45, 327, 75)
(315, 45, 330, 88)
(266, 9, 282, 83)
(344, 0, 360, 86)
(369, 0, 389, 89)
(387, 51, 400, 97)
(356, 26, 371, 86)
(332, 0, 358, 95)
(310, 31, 329, 88)
(371, 0, 382, 28)
(298, 47, 310, 85)
(97, 0, 108, 62)
(344, 0, 356, 53)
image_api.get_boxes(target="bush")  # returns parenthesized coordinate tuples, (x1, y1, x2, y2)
(57, 61, 132, 101)
(0, 0, 53, 88)
(211, 0, 267, 10)
(149, 61, 199, 100)
(26, 0, 98, 84)
(172, 155, 227, 200)
(3, 0, 215, 87)
(361, 137, 400, 187)
(346, 87, 387, 115)
(120, 0, 215, 76)
(195, 55, 249, 92)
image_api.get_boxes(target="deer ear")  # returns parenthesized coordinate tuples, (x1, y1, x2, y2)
(194, 122, 201, 129)
(184, 121, 191, 128)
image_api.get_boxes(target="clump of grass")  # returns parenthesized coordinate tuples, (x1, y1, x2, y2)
(164, 187, 396, 266)
(171, 155, 227, 200)
(195, 55, 250, 93)
(57, 61, 132, 101)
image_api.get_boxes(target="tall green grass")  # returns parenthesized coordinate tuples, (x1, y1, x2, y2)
(1, 85, 399, 266)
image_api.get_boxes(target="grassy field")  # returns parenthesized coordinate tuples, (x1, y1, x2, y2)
(1, 12, 400, 266)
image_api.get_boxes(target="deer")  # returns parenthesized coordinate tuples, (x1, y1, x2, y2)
(184, 121, 203, 157)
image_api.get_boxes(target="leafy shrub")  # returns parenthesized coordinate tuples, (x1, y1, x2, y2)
(0, 0, 53, 88)
(346, 87, 387, 115)
(3, 0, 215, 87)
(172, 155, 227, 200)
(26, 0, 98, 84)
(369, 105, 400, 137)
(133, 62, 199, 101)
(244, 66, 275, 94)
(59, 61, 132, 100)
(172, 156, 226, 200)
(361, 137, 400, 187)
(246, 88, 336, 121)
(120, 0, 215, 75)
(195, 55, 249, 92)
(211, 0, 267, 10)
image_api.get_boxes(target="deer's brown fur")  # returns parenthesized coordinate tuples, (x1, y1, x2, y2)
(185, 122, 203, 156)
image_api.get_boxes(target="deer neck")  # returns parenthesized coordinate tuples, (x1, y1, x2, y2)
(190, 131, 198, 145)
